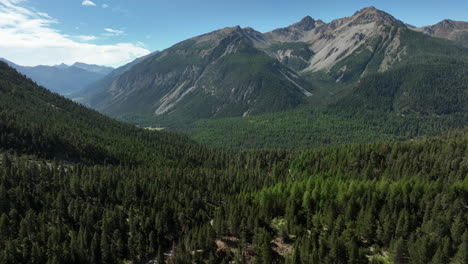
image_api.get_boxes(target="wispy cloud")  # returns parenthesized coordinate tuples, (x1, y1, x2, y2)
(103, 28, 125, 37)
(81, 0, 96, 7)
(0, 0, 150, 67)
(104, 28, 124, 34)
(75, 35, 97, 42)
(37, 12, 52, 19)
(135, 41, 146, 47)
(102, 4, 109, 8)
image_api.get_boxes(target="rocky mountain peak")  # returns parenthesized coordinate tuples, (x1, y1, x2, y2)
(216, 25, 243, 34)
(189, 25, 248, 45)
(263, 16, 322, 42)
(54, 63, 69, 69)
(440, 19, 455, 25)
(292, 16, 317, 31)
(351, 6, 405, 27)
(413, 19, 468, 45)
(435, 19, 468, 30)
(315, 19, 326, 26)
(212, 26, 267, 46)
(356, 6, 378, 14)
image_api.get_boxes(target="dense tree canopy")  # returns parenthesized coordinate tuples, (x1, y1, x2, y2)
(0, 60, 466, 264)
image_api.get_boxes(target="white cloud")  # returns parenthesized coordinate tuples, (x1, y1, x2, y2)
(0, 0, 150, 67)
(81, 0, 96, 7)
(37, 12, 52, 19)
(75, 35, 97, 42)
(135, 41, 145, 47)
(102, 4, 109, 8)
(104, 28, 124, 35)
(103, 28, 126, 37)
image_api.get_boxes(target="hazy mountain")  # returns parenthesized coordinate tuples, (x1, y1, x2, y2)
(413, 19, 468, 47)
(54, 63, 69, 69)
(72, 51, 159, 101)
(0, 58, 113, 96)
(71, 62, 114, 75)
(51, 62, 113, 74)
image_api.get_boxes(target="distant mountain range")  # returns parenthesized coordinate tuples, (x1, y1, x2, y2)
(78, 7, 468, 129)
(412, 19, 468, 47)
(0, 58, 113, 96)
(71, 51, 159, 102)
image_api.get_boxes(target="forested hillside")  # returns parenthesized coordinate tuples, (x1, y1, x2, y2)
(180, 49, 468, 151)
(181, 105, 466, 151)
(0, 58, 466, 264)
(0, 61, 221, 168)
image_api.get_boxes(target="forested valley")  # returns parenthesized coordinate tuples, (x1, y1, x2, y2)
(0, 61, 467, 263)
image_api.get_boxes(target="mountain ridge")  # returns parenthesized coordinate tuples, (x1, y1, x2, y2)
(84, 26, 314, 121)
(82, 6, 468, 132)
(413, 19, 468, 47)
(83, 6, 409, 122)
(0, 58, 113, 96)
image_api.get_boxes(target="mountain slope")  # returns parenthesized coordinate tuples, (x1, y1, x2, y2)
(0, 61, 217, 166)
(83, 6, 468, 149)
(0, 58, 113, 96)
(71, 62, 114, 75)
(84, 26, 314, 123)
(71, 51, 159, 102)
(332, 56, 468, 116)
(178, 28, 468, 150)
(85, 6, 453, 126)
(264, 7, 406, 74)
(0, 58, 467, 264)
(413, 19, 468, 47)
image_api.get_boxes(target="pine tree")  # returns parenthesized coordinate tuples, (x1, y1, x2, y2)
(453, 231, 468, 264)
(100, 230, 110, 263)
(156, 245, 164, 264)
(390, 238, 407, 264)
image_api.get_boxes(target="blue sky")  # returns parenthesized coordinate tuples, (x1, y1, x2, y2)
(1, 0, 467, 67)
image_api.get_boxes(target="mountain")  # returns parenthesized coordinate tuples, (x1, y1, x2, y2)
(413, 19, 468, 47)
(0, 60, 212, 166)
(0, 58, 113, 96)
(170, 8, 468, 150)
(71, 51, 159, 102)
(84, 6, 450, 125)
(84, 27, 313, 122)
(182, 28, 468, 151)
(1, 58, 466, 263)
(54, 63, 70, 69)
(264, 6, 406, 73)
(0, 30, 467, 264)
(71, 62, 114, 75)
(81, 6, 468, 151)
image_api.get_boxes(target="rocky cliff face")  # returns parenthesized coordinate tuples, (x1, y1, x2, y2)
(264, 7, 407, 73)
